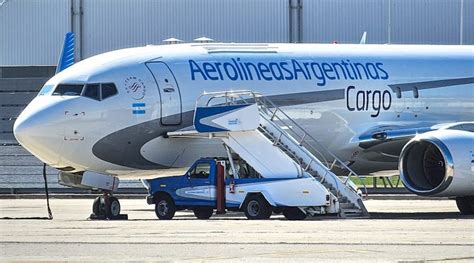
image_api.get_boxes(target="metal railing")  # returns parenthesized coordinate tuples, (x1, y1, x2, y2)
(255, 94, 367, 197)
(256, 125, 305, 177)
(197, 90, 367, 197)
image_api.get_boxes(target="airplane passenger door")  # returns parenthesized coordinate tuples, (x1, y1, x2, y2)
(146, 62, 182, 125)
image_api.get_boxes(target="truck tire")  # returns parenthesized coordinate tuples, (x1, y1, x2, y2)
(155, 195, 176, 220)
(283, 207, 307, 220)
(244, 195, 272, 220)
(193, 208, 213, 219)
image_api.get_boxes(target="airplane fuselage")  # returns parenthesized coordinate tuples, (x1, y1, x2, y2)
(13, 43, 474, 178)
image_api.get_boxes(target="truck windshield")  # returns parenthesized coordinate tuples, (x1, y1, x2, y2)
(190, 163, 210, 179)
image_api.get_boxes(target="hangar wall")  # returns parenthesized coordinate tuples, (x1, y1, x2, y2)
(81, 0, 289, 58)
(302, 0, 470, 45)
(0, 0, 473, 65)
(0, 0, 71, 66)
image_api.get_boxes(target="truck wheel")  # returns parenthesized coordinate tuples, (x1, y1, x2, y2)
(155, 195, 176, 220)
(244, 195, 272, 220)
(283, 207, 307, 220)
(193, 208, 213, 219)
(456, 196, 474, 215)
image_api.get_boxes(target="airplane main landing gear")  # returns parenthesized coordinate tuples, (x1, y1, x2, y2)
(90, 192, 128, 220)
(456, 196, 474, 215)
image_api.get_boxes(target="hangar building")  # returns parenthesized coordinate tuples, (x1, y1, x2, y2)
(0, 0, 472, 186)
(0, 0, 472, 65)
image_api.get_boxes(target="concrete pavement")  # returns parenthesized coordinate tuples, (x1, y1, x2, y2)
(1, 198, 473, 262)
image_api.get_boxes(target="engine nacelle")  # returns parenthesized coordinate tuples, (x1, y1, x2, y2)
(399, 129, 473, 197)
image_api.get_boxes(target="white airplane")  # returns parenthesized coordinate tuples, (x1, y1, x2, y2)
(13, 33, 474, 217)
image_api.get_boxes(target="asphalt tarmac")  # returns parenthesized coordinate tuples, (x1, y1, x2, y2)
(1, 198, 473, 262)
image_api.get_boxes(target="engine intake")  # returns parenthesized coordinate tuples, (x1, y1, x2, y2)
(399, 128, 474, 214)
(400, 137, 454, 195)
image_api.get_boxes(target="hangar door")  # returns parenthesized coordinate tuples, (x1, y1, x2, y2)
(146, 62, 182, 125)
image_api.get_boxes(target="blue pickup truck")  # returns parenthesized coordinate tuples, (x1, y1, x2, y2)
(144, 157, 333, 220)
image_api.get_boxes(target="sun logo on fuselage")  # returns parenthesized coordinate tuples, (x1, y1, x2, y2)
(124, 76, 146, 100)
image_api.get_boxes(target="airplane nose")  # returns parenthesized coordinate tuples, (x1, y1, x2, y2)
(13, 101, 63, 165)
(13, 116, 43, 148)
(13, 117, 31, 145)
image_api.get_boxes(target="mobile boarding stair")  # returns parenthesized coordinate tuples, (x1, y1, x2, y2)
(167, 90, 369, 218)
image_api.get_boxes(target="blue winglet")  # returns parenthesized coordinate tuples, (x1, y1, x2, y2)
(56, 32, 75, 74)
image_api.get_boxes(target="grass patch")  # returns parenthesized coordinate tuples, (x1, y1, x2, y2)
(350, 176, 405, 188)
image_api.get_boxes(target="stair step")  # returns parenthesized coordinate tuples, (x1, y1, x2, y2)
(341, 208, 363, 214)
(343, 214, 365, 218)
(339, 202, 355, 209)
(255, 106, 368, 219)
(342, 213, 368, 218)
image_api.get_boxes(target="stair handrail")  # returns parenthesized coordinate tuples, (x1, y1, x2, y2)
(198, 90, 306, 178)
(254, 94, 367, 196)
(196, 90, 367, 197)
(259, 114, 343, 197)
(256, 124, 306, 178)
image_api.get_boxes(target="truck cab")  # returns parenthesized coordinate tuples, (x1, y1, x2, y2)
(146, 157, 260, 220)
(153, 158, 219, 208)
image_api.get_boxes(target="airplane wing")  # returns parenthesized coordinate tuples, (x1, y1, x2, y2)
(387, 77, 474, 92)
(351, 76, 474, 162)
(356, 122, 474, 161)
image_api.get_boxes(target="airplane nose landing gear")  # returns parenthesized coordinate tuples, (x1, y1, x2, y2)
(90, 192, 128, 220)
(58, 171, 128, 220)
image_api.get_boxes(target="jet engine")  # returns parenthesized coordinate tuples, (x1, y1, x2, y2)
(399, 129, 473, 197)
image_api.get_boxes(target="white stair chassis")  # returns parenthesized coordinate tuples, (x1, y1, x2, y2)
(167, 90, 369, 218)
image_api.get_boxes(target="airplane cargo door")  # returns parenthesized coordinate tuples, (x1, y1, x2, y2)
(146, 62, 182, 125)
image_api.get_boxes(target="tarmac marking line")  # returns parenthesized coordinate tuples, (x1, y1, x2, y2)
(0, 241, 472, 247)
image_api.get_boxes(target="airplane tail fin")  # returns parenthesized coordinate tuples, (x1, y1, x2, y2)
(359, 31, 367, 44)
(56, 32, 75, 74)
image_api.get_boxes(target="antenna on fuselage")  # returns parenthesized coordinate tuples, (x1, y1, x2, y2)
(162, 38, 183, 44)
(194, 37, 215, 43)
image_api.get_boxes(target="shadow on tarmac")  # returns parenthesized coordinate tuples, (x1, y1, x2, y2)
(368, 212, 474, 220)
(123, 211, 474, 221)
(4, 208, 466, 221)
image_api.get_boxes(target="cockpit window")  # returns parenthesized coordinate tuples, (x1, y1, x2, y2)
(83, 84, 100, 101)
(52, 84, 84, 96)
(38, 85, 54, 96)
(51, 83, 117, 100)
(101, 83, 118, 99)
